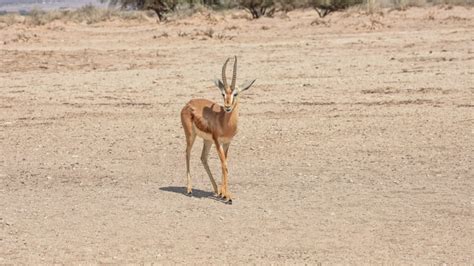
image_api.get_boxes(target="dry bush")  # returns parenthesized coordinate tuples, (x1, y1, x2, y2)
(118, 10, 154, 21)
(0, 13, 25, 26)
(0, 5, 153, 27)
(67, 5, 117, 24)
(0, 0, 471, 28)
(22, 6, 115, 25)
(26, 9, 49, 25)
(432, 0, 473, 4)
(390, 0, 427, 10)
(67, 5, 152, 23)
(274, 0, 307, 13)
(100, 0, 178, 21)
(365, 0, 379, 12)
(387, 0, 471, 9)
(238, 0, 276, 18)
(309, 0, 364, 18)
(171, 3, 209, 19)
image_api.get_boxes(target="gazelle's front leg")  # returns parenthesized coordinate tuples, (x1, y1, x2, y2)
(214, 139, 232, 203)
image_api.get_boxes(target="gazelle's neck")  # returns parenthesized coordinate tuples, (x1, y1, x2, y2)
(225, 100, 240, 126)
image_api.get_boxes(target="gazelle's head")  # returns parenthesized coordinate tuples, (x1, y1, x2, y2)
(214, 56, 256, 113)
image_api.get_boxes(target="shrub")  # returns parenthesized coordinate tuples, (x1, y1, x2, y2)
(274, 0, 307, 13)
(309, 0, 363, 17)
(101, 0, 179, 21)
(238, 0, 275, 18)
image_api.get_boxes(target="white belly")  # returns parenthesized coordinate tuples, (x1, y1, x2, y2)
(194, 124, 213, 141)
(193, 124, 232, 144)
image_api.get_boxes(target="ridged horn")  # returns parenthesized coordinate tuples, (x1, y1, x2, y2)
(222, 57, 230, 90)
(231, 56, 237, 90)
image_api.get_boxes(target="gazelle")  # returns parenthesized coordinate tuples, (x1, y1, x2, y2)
(180, 56, 256, 204)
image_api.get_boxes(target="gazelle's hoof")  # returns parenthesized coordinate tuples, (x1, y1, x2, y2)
(225, 199, 233, 205)
(187, 191, 192, 197)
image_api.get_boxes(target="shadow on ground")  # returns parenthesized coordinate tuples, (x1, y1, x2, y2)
(160, 186, 214, 199)
(160, 186, 232, 204)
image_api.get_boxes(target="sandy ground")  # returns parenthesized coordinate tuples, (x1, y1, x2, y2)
(0, 6, 473, 264)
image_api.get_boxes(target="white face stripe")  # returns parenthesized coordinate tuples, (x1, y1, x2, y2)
(223, 89, 239, 107)
(231, 89, 239, 102)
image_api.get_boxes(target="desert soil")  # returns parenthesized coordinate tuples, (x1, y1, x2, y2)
(0, 6, 473, 264)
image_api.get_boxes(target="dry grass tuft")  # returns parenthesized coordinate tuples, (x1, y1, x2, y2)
(424, 10, 436, 20)
(310, 18, 330, 26)
(224, 25, 240, 30)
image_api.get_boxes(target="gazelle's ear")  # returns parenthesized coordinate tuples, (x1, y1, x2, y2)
(214, 79, 225, 94)
(240, 79, 256, 92)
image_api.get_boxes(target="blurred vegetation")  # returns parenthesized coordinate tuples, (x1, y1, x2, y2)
(0, 4, 153, 26)
(100, 0, 473, 20)
(100, 0, 178, 20)
(238, 0, 275, 18)
(0, 0, 472, 26)
(308, 0, 363, 17)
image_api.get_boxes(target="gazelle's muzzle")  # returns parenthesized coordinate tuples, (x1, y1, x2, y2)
(224, 93, 234, 113)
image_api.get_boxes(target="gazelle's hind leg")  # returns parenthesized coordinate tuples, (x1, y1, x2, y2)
(223, 143, 230, 159)
(185, 134, 196, 194)
(201, 140, 218, 195)
(181, 106, 196, 195)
